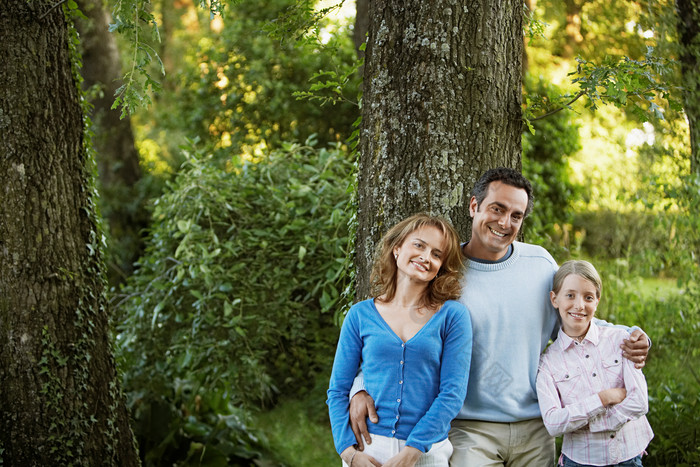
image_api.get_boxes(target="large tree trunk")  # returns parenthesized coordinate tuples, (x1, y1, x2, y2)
(0, 2, 139, 465)
(76, 0, 147, 285)
(355, 0, 524, 298)
(676, 0, 700, 173)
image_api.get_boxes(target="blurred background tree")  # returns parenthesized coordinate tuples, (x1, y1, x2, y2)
(76, 0, 151, 285)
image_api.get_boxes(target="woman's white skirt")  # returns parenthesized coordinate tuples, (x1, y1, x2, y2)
(342, 433, 453, 466)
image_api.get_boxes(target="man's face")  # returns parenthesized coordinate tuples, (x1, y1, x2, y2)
(467, 181, 529, 261)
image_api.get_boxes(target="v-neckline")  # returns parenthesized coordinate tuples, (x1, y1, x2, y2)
(371, 299, 444, 344)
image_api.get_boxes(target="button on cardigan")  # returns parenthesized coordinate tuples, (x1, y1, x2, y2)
(327, 299, 472, 455)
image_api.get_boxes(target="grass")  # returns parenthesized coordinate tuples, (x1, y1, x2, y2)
(251, 396, 337, 467)
(638, 277, 684, 300)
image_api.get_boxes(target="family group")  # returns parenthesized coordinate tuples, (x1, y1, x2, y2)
(327, 168, 653, 467)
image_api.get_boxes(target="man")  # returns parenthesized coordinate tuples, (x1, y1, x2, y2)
(349, 168, 649, 466)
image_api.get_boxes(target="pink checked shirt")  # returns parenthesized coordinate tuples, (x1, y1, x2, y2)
(536, 322, 653, 466)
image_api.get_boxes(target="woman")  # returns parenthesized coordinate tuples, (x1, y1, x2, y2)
(327, 214, 472, 467)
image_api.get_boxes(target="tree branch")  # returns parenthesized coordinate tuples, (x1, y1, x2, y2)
(530, 91, 586, 122)
(39, 0, 68, 20)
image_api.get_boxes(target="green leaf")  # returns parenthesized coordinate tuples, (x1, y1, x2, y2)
(177, 220, 191, 233)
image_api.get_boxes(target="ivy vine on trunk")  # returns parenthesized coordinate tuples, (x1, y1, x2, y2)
(0, 1, 139, 465)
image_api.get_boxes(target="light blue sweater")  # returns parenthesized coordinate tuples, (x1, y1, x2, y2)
(456, 241, 559, 422)
(327, 299, 472, 454)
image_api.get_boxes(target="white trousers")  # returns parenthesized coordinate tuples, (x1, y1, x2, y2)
(343, 433, 453, 467)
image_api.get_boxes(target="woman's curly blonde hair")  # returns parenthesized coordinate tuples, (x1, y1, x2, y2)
(370, 213, 464, 308)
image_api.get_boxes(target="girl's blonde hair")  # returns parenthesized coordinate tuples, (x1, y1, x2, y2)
(552, 260, 602, 298)
(370, 213, 463, 308)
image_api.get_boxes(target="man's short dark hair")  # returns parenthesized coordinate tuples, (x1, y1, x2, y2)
(471, 167, 534, 217)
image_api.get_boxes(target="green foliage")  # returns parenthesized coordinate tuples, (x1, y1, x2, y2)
(116, 139, 353, 464)
(39, 326, 82, 464)
(99, 171, 164, 286)
(251, 395, 337, 467)
(292, 56, 363, 108)
(572, 165, 698, 279)
(132, 0, 360, 164)
(110, 0, 164, 116)
(264, 0, 347, 43)
(262, 1, 362, 108)
(523, 3, 547, 41)
(570, 48, 681, 121)
(592, 260, 700, 466)
(523, 48, 678, 128)
(647, 385, 700, 466)
(126, 388, 279, 466)
(662, 174, 700, 283)
(523, 0, 682, 129)
(522, 76, 582, 254)
(536, 0, 650, 61)
(572, 210, 684, 277)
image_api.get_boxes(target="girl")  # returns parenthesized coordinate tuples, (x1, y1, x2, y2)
(536, 260, 653, 467)
(327, 214, 472, 467)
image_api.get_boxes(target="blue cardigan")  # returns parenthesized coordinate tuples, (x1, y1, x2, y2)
(327, 299, 472, 454)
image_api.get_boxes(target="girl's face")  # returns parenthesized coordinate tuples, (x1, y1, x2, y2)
(550, 274, 600, 338)
(393, 226, 446, 285)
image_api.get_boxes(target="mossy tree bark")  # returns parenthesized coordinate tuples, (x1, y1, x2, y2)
(355, 0, 524, 298)
(0, 2, 139, 465)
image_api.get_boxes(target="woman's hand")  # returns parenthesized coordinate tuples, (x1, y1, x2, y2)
(355, 451, 383, 466)
(382, 446, 422, 467)
(598, 387, 627, 407)
(340, 447, 382, 467)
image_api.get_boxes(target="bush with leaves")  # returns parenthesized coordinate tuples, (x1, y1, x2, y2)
(522, 75, 582, 253)
(592, 258, 699, 466)
(115, 139, 353, 464)
(571, 210, 683, 275)
(130, 0, 360, 164)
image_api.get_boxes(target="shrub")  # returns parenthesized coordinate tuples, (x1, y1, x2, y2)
(140, 0, 361, 163)
(522, 75, 582, 254)
(593, 261, 700, 466)
(573, 209, 691, 277)
(115, 139, 353, 464)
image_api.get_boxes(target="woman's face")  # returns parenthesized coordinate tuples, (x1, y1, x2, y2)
(550, 274, 600, 338)
(393, 225, 447, 285)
